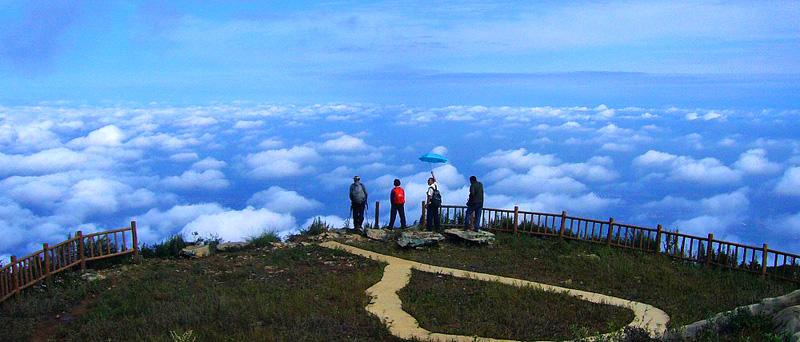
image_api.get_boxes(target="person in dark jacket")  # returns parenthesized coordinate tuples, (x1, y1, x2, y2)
(349, 176, 368, 231)
(388, 178, 407, 229)
(466, 175, 484, 231)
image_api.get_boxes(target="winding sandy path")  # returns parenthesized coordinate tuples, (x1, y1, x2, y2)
(320, 241, 669, 342)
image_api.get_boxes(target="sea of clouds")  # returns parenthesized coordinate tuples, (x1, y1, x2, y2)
(1, 102, 799, 262)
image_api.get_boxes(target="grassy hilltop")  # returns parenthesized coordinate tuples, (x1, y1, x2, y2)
(1, 227, 796, 342)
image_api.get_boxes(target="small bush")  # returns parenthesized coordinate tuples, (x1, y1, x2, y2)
(140, 235, 188, 258)
(247, 230, 281, 248)
(300, 217, 331, 236)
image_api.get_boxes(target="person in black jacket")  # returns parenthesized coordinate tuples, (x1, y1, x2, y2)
(466, 176, 484, 231)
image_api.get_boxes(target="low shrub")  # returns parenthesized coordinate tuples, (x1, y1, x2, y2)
(246, 230, 281, 248)
(140, 235, 188, 258)
(300, 217, 332, 236)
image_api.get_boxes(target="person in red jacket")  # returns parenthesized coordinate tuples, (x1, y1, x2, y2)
(388, 178, 407, 229)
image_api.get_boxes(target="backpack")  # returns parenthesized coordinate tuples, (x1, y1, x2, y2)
(392, 187, 405, 204)
(350, 183, 366, 204)
(429, 186, 442, 207)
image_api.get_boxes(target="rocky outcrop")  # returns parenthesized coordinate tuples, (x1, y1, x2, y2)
(443, 229, 495, 244)
(366, 228, 395, 241)
(397, 231, 445, 248)
(774, 305, 800, 341)
(666, 289, 800, 340)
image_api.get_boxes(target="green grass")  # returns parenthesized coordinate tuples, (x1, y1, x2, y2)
(400, 270, 633, 340)
(3, 246, 401, 341)
(0, 271, 105, 342)
(347, 233, 798, 327)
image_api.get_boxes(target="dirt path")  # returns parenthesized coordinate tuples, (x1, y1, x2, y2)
(320, 241, 670, 342)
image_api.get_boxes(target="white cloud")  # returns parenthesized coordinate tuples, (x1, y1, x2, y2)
(319, 134, 368, 152)
(492, 165, 586, 195)
(163, 170, 229, 190)
(245, 146, 320, 178)
(177, 116, 218, 127)
(170, 152, 199, 162)
(644, 188, 750, 238)
(181, 207, 297, 241)
(191, 157, 227, 170)
(134, 203, 226, 243)
(476, 148, 558, 170)
(775, 167, 800, 196)
(233, 120, 263, 129)
(247, 186, 321, 213)
(431, 146, 448, 155)
(734, 149, 781, 175)
(634, 150, 741, 185)
(0, 148, 96, 176)
(258, 138, 283, 149)
(68, 125, 126, 147)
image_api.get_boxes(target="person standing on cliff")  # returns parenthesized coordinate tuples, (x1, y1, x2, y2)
(388, 178, 407, 229)
(349, 176, 368, 231)
(466, 175, 484, 231)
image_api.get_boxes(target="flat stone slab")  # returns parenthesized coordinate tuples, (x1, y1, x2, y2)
(365, 228, 395, 241)
(181, 245, 211, 258)
(443, 229, 496, 244)
(397, 231, 445, 248)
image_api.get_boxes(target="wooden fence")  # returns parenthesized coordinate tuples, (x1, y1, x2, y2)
(372, 201, 800, 282)
(0, 221, 138, 303)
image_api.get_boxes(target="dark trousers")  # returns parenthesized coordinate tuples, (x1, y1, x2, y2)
(352, 202, 366, 229)
(426, 205, 440, 231)
(388, 203, 406, 228)
(466, 204, 483, 230)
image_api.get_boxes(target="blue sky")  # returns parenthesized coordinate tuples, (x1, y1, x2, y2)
(1, 1, 800, 261)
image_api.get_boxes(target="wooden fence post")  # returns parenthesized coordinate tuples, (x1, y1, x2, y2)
(655, 224, 663, 253)
(10, 256, 18, 297)
(513, 206, 519, 234)
(131, 221, 139, 258)
(706, 233, 714, 266)
(77, 231, 86, 271)
(420, 201, 426, 227)
(762, 243, 769, 277)
(606, 217, 615, 246)
(374, 201, 380, 228)
(43, 243, 51, 281)
(559, 211, 567, 239)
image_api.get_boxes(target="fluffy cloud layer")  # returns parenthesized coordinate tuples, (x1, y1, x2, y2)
(1, 102, 799, 260)
(180, 207, 296, 241)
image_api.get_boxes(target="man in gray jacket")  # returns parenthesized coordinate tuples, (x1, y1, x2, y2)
(466, 176, 484, 231)
(349, 176, 368, 231)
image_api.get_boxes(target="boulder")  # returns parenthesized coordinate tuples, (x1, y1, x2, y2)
(773, 305, 800, 341)
(397, 231, 445, 248)
(443, 229, 496, 244)
(216, 242, 249, 252)
(365, 228, 395, 241)
(181, 245, 211, 258)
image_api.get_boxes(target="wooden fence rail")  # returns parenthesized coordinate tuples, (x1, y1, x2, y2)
(0, 221, 138, 304)
(374, 202, 800, 282)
